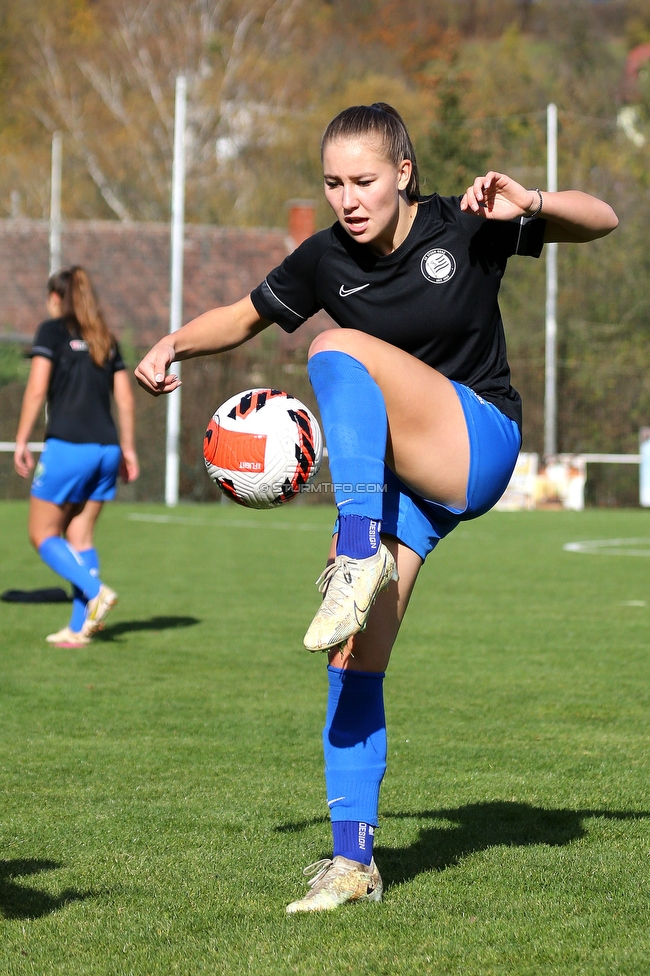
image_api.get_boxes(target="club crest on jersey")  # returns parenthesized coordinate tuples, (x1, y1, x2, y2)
(69, 339, 88, 351)
(421, 248, 456, 283)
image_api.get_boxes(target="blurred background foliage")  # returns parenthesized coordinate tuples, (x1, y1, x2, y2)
(1, 0, 650, 503)
(1, 0, 648, 225)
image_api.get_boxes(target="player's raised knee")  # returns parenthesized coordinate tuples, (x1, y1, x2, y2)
(308, 329, 345, 359)
(308, 328, 366, 360)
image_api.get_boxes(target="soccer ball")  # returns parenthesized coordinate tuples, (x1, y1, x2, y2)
(203, 388, 323, 509)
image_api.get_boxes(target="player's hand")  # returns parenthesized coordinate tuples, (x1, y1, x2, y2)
(119, 449, 140, 483)
(13, 442, 34, 479)
(134, 341, 181, 396)
(460, 171, 538, 221)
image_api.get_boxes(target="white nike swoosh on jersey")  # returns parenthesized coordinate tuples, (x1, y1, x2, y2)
(339, 283, 370, 297)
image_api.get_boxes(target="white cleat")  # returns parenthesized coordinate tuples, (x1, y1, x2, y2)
(286, 856, 383, 913)
(303, 544, 398, 652)
(82, 584, 117, 638)
(46, 626, 91, 647)
(46, 626, 74, 644)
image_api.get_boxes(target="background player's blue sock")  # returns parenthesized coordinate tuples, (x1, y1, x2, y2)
(323, 665, 386, 856)
(308, 351, 386, 558)
(69, 547, 100, 632)
(38, 537, 101, 600)
(332, 820, 375, 866)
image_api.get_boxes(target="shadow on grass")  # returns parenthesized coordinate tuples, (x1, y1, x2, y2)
(0, 859, 93, 919)
(275, 816, 328, 834)
(97, 615, 200, 640)
(276, 801, 650, 887)
(380, 802, 650, 887)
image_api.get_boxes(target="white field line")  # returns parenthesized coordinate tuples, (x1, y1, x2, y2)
(0, 442, 45, 452)
(0, 443, 322, 456)
(564, 538, 650, 557)
(127, 513, 324, 531)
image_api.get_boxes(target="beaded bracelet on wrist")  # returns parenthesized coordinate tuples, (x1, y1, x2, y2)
(527, 187, 543, 219)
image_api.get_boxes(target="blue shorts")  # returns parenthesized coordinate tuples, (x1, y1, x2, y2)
(333, 382, 521, 562)
(381, 383, 521, 559)
(31, 438, 122, 506)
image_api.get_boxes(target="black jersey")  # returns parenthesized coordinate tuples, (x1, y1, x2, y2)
(31, 317, 125, 445)
(250, 194, 546, 429)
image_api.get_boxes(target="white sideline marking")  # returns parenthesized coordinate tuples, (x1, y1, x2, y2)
(564, 538, 650, 557)
(621, 600, 647, 606)
(127, 513, 322, 531)
(0, 441, 45, 452)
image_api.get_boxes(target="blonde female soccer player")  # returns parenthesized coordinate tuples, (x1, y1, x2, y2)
(14, 267, 139, 647)
(135, 103, 617, 911)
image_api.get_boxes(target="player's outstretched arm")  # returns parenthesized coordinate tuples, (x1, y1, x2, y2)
(13, 356, 52, 478)
(113, 369, 140, 483)
(460, 171, 618, 243)
(135, 296, 271, 397)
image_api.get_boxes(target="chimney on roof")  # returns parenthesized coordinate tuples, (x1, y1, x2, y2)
(287, 199, 316, 251)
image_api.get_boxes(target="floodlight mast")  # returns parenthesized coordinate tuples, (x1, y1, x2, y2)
(165, 75, 187, 508)
(49, 132, 62, 276)
(544, 103, 558, 459)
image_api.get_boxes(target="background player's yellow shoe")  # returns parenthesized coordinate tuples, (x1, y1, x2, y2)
(285, 856, 383, 913)
(303, 544, 398, 652)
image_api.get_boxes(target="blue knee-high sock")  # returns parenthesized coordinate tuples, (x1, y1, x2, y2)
(69, 548, 100, 632)
(308, 351, 386, 558)
(324, 665, 386, 865)
(38, 537, 101, 600)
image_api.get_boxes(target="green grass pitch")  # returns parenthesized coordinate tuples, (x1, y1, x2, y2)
(1, 500, 650, 975)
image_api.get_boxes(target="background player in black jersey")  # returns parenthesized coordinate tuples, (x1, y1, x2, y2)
(14, 267, 139, 647)
(135, 103, 617, 912)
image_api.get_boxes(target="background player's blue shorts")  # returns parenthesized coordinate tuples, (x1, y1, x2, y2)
(377, 382, 521, 561)
(31, 438, 122, 505)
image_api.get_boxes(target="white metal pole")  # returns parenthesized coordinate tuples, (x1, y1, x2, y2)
(544, 103, 558, 459)
(49, 131, 62, 275)
(165, 76, 187, 508)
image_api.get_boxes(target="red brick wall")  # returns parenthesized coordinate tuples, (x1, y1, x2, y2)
(0, 219, 333, 348)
